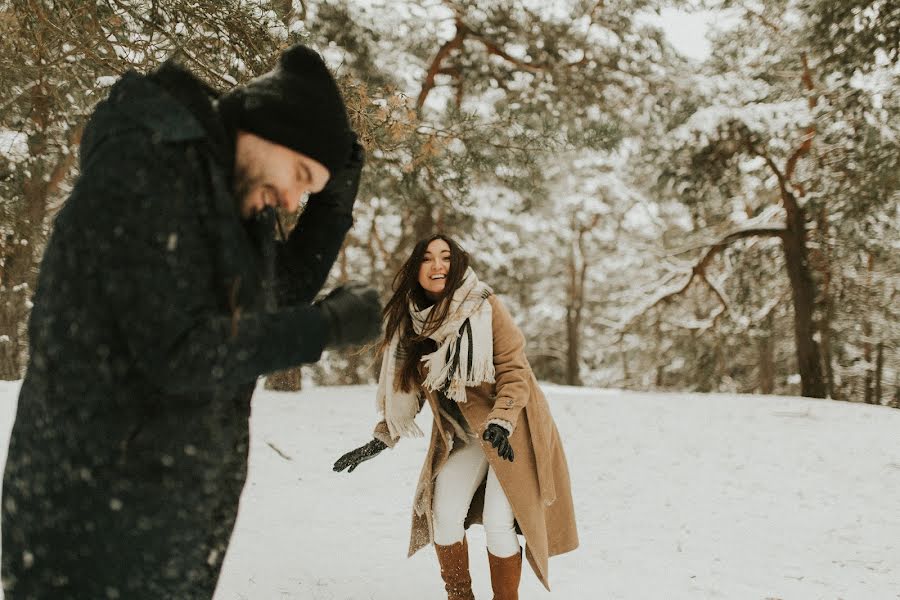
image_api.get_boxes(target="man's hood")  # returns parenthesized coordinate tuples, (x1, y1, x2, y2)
(79, 62, 232, 170)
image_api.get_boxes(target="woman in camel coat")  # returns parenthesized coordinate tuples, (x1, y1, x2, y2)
(334, 234, 578, 599)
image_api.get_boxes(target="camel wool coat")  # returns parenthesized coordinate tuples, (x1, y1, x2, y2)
(374, 295, 578, 590)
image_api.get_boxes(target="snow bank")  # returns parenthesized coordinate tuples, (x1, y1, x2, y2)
(0, 381, 897, 599)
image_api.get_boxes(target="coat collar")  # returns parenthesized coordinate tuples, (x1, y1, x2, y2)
(85, 61, 234, 170)
(108, 70, 208, 142)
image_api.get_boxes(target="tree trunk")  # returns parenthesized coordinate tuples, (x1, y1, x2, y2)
(770, 52, 825, 399)
(815, 208, 836, 398)
(654, 315, 665, 388)
(0, 76, 81, 379)
(0, 159, 47, 379)
(862, 252, 875, 403)
(0, 288, 26, 380)
(874, 341, 884, 406)
(564, 219, 591, 387)
(342, 348, 371, 385)
(820, 306, 836, 398)
(780, 201, 826, 398)
(265, 367, 302, 391)
(757, 315, 775, 394)
(564, 306, 581, 386)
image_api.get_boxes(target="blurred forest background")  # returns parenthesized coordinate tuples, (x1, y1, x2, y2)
(0, 0, 897, 404)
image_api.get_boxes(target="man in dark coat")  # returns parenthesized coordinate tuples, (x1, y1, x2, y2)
(1, 44, 381, 599)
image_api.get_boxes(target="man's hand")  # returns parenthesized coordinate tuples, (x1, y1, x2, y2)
(314, 282, 381, 348)
(309, 134, 364, 216)
(483, 423, 514, 462)
(333, 439, 387, 473)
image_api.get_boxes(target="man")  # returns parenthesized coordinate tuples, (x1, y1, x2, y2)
(2, 44, 381, 598)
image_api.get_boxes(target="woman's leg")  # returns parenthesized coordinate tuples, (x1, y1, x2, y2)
(482, 467, 520, 557)
(432, 440, 488, 545)
(432, 440, 488, 600)
(484, 467, 522, 600)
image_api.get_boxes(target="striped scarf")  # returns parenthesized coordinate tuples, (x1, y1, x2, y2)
(376, 267, 495, 440)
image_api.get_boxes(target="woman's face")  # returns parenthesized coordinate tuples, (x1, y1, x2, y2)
(418, 238, 452, 300)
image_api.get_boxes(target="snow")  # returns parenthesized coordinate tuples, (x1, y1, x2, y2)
(0, 381, 898, 599)
(636, 8, 741, 62)
(0, 130, 27, 161)
(670, 100, 813, 147)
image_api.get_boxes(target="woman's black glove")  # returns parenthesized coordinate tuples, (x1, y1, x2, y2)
(314, 282, 382, 349)
(333, 439, 388, 473)
(309, 135, 365, 216)
(483, 424, 514, 462)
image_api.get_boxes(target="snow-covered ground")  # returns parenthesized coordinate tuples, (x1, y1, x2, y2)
(0, 381, 898, 599)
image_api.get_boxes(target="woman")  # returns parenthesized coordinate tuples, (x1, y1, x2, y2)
(334, 234, 578, 599)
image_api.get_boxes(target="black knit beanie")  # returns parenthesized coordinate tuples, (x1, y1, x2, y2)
(218, 44, 353, 175)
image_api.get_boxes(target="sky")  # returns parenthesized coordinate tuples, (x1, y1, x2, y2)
(658, 8, 714, 61)
(654, 8, 741, 62)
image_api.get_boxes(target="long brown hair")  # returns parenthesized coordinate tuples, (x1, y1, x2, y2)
(381, 234, 470, 392)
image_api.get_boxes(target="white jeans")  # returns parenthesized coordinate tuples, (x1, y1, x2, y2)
(432, 438, 520, 558)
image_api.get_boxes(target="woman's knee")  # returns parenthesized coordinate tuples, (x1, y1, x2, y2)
(482, 485, 518, 557)
(432, 496, 467, 545)
(432, 488, 466, 526)
(482, 472, 515, 529)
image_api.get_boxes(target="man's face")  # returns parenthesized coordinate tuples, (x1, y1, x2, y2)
(233, 131, 331, 219)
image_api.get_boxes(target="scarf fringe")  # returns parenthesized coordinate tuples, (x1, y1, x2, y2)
(376, 267, 494, 439)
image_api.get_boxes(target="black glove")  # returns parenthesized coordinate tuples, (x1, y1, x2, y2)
(309, 134, 364, 216)
(483, 423, 514, 462)
(333, 439, 387, 473)
(315, 282, 381, 348)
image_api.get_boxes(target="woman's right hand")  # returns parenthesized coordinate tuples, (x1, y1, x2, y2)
(333, 439, 388, 473)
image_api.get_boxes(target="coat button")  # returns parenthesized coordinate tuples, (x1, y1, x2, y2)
(506, 399, 513, 407)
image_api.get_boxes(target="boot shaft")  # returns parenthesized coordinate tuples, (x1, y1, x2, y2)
(487, 549, 522, 600)
(434, 538, 475, 600)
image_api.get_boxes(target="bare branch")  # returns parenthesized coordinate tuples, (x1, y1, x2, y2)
(785, 53, 818, 182)
(45, 122, 84, 198)
(416, 18, 467, 112)
(619, 227, 785, 332)
(738, 1, 782, 34)
(668, 226, 786, 256)
(368, 215, 391, 267)
(467, 31, 545, 73)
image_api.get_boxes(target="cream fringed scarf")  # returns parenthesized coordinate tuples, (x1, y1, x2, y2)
(376, 268, 495, 440)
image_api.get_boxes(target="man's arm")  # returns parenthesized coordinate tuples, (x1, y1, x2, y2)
(274, 202, 352, 305)
(88, 137, 332, 393)
(274, 138, 364, 305)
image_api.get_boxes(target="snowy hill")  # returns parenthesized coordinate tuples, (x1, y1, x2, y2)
(0, 381, 898, 599)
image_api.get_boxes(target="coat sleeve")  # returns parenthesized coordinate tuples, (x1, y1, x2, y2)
(486, 295, 530, 433)
(372, 420, 397, 448)
(274, 201, 353, 305)
(87, 137, 331, 393)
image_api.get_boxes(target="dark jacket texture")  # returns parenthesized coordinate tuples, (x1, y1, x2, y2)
(1, 63, 350, 599)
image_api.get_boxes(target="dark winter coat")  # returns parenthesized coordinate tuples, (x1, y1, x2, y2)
(2, 63, 349, 599)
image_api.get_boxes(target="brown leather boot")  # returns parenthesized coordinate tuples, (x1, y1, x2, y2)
(434, 538, 476, 600)
(488, 548, 522, 600)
